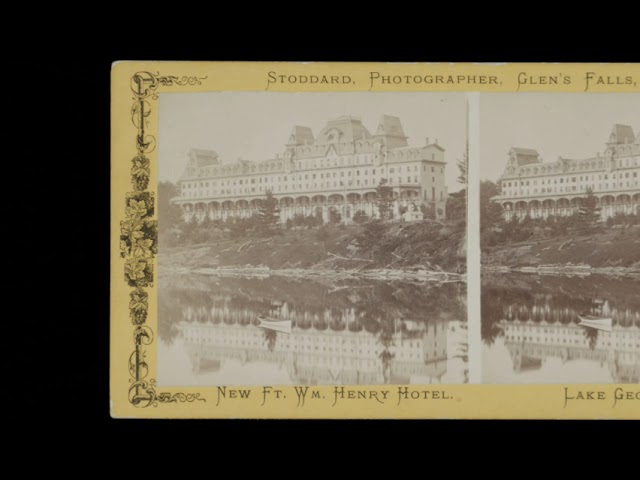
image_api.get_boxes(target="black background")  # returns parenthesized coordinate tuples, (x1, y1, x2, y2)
(9, 19, 638, 461)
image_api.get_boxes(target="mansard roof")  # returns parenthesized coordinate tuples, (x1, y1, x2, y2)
(315, 116, 372, 145)
(287, 126, 315, 146)
(188, 148, 219, 167)
(608, 124, 635, 144)
(375, 114, 407, 138)
(511, 147, 540, 156)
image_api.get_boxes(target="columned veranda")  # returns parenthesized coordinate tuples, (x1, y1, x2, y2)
(176, 187, 422, 223)
(497, 192, 640, 221)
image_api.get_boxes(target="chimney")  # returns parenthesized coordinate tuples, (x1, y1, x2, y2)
(426, 136, 430, 145)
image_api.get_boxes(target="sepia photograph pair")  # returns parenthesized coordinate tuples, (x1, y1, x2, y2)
(153, 91, 639, 388)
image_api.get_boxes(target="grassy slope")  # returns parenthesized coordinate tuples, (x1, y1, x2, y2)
(482, 226, 640, 268)
(159, 222, 467, 273)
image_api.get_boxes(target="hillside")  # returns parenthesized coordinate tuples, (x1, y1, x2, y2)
(159, 221, 467, 274)
(482, 225, 640, 272)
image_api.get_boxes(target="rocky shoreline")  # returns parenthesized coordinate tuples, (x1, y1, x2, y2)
(162, 265, 466, 283)
(482, 263, 640, 277)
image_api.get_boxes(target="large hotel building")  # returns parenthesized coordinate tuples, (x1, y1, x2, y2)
(492, 124, 640, 221)
(172, 115, 448, 223)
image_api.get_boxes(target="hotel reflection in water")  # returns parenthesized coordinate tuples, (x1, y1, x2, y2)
(500, 301, 640, 383)
(177, 301, 467, 385)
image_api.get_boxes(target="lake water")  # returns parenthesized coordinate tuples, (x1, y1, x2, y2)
(482, 274, 640, 384)
(158, 274, 468, 386)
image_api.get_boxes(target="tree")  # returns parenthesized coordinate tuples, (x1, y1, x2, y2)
(446, 190, 466, 221)
(257, 190, 280, 236)
(329, 208, 342, 225)
(480, 180, 504, 231)
(578, 187, 601, 231)
(158, 181, 184, 233)
(352, 210, 369, 224)
(376, 178, 394, 222)
(420, 202, 436, 220)
(457, 150, 468, 186)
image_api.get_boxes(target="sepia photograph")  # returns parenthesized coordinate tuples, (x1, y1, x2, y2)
(156, 92, 469, 386)
(480, 94, 640, 384)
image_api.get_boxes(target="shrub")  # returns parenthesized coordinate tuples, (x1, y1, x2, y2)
(352, 210, 369, 224)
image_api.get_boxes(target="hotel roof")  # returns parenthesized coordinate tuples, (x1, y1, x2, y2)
(609, 124, 635, 144)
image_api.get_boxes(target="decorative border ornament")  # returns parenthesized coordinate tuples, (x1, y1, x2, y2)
(125, 72, 207, 407)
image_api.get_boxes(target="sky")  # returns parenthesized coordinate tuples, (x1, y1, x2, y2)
(480, 93, 640, 182)
(158, 92, 467, 192)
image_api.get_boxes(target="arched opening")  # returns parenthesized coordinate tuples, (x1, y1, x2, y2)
(312, 195, 326, 204)
(363, 191, 377, 202)
(295, 196, 310, 205)
(236, 199, 249, 209)
(328, 194, 344, 204)
(279, 197, 294, 207)
(250, 199, 263, 208)
(400, 190, 418, 199)
(600, 195, 615, 206)
(616, 194, 631, 204)
(528, 200, 541, 217)
(347, 192, 361, 203)
(221, 200, 234, 210)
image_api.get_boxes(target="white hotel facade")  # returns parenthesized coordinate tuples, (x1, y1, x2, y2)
(492, 124, 640, 221)
(172, 115, 448, 223)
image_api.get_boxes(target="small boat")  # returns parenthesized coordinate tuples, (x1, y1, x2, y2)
(578, 298, 612, 332)
(578, 315, 612, 332)
(257, 316, 292, 334)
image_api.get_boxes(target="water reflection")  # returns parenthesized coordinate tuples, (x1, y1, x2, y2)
(158, 274, 468, 386)
(482, 274, 640, 384)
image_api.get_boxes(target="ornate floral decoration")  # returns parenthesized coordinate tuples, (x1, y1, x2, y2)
(125, 71, 207, 407)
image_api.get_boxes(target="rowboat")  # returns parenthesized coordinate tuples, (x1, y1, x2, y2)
(578, 315, 612, 332)
(257, 316, 292, 334)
